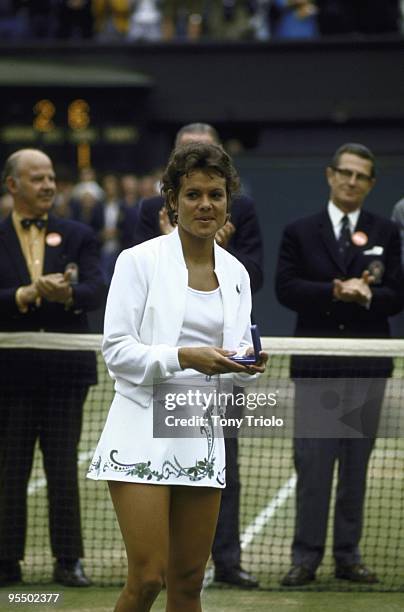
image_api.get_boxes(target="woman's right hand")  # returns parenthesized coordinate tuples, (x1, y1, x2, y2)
(178, 346, 251, 376)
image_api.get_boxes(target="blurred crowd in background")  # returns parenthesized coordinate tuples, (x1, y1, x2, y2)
(0, 1, 403, 43)
(0, 166, 161, 283)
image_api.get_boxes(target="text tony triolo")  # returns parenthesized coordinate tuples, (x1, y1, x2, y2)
(165, 414, 284, 428)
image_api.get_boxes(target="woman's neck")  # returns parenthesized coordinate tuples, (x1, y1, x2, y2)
(179, 227, 215, 267)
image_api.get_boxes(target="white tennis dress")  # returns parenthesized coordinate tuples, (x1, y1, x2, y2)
(87, 231, 255, 488)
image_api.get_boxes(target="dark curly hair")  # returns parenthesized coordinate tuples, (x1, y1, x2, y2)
(161, 142, 240, 224)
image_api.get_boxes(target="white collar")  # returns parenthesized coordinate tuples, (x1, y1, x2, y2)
(327, 200, 361, 232)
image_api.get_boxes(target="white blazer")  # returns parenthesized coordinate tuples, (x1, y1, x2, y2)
(103, 228, 255, 407)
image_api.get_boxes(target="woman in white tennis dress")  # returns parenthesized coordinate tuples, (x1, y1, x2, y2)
(87, 142, 267, 612)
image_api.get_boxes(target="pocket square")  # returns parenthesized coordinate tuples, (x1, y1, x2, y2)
(363, 246, 383, 256)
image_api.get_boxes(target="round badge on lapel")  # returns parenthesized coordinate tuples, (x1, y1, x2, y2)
(46, 232, 62, 247)
(351, 231, 368, 247)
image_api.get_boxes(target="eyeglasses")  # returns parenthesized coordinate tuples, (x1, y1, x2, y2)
(332, 167, 373, 184)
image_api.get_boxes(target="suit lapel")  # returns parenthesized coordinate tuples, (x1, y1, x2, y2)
(345, 209, 373, 270)
(214, 262, 234, 345)
(214, 242, 247, 349)
(318, 211, 346, 274)
(43, 216, 65, 274)
(0, 216, 31, 284)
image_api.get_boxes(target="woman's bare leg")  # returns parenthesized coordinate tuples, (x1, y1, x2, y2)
(165, 486, 221, 612)
(108, 481, 170, 612)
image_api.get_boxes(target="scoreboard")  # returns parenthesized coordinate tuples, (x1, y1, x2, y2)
(0, 86, 157, 173)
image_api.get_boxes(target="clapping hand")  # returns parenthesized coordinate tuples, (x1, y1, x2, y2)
(215, 220, 236, 249)
(333, 270, 375, 306)
(159, 206, 175, 235)
(35, 272, 73, 304)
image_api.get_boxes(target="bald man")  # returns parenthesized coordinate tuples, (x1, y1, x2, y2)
(0, 149, 105, 587)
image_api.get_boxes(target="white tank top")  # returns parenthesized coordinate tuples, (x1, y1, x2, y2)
(178, 286, 224, 349)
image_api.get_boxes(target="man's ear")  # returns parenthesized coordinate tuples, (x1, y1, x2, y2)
(325, 166, 333, 181)
(5, 176, 17, 195)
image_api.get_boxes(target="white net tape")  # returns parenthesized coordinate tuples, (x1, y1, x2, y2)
(0, 332, 403, 357)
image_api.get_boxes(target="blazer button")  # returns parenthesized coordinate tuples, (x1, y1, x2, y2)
(338, 324, 345, 331)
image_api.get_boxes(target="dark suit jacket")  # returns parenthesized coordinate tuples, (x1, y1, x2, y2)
(275, 209, 404, 377)
(133, 194, 264, 294)
(0, 214, 106, 385)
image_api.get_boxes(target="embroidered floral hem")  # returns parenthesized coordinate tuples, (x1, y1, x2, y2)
(87, 451, 225, 487)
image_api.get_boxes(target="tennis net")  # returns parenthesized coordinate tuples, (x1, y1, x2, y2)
(0, 332, 403, 591)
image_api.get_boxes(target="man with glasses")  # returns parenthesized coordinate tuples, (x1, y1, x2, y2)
(275, 143, 403, 586)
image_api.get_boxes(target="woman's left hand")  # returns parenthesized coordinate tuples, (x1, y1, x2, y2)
(243, 351, 269, 375)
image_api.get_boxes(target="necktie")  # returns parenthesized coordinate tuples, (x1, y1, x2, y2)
(20, 218, 47, 230)
(338, 215, 351, 263)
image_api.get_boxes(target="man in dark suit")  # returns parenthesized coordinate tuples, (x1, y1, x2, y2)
(133, 123, 263, 588)
(275, 143, 403, 586)
(0, 149, 105, 587)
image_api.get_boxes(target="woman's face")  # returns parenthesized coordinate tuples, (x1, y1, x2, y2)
(173, 170, 228, 241)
